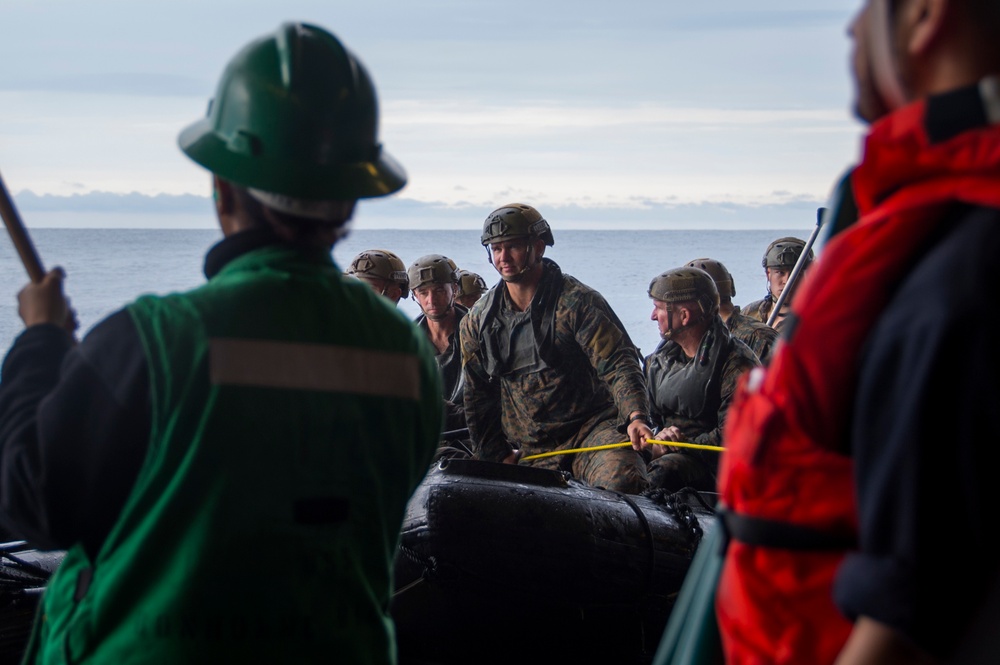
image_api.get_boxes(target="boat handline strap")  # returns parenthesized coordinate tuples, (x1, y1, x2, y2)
(613, 491, 656, 592)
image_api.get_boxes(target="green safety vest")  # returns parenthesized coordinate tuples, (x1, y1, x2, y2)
(28, 244, 442, 664)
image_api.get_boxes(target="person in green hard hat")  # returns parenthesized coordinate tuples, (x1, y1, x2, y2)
(0, 23, 441, 664)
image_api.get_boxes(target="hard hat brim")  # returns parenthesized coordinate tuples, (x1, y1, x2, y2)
(178, 119, 407, 200)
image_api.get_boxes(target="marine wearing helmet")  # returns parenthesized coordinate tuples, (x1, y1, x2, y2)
(648, 267, 720, 340)
(408, 254, 459, 291)
(455, 270, 488, 309)
(684, 258, 735, 301)
(408, 254, 467, 428)
(461, 202, 652, 494)
(744, 236, 815, 331)
(346, 249, 409, 304)
(762, 237, 814, 270)
(643, 266, 760, 493)
(685, 257, 778, 364)
(481, 203, 554, 283)
(481, 203, 555, 246)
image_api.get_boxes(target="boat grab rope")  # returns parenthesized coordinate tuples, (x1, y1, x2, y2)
(520, 439, 724, 462)
(392, 544, 439, 598)
(642, 488, 709, 544)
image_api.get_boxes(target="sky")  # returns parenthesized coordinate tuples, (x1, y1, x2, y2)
(0, 1, 866, 229)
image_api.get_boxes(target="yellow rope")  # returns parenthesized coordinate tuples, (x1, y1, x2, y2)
(520, 439, 724, 462)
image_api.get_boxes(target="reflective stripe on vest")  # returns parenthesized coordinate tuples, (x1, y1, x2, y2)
(209, 338, 421, 400)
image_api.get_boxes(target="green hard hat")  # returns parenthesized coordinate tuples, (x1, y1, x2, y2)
(178, 22, 405, 200)
(762, 237, 813, 269)
(648, 267, 720, 314)
(407, 254, 459, 292)
(685, 257, 736, 299)
(480, 203, 555, 247)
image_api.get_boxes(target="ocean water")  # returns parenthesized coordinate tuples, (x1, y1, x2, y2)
(0, 227, 793, 366)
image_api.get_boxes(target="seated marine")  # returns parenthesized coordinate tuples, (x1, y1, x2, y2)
(643, 267, 760, 492)
(743, 237, 814, 333)
(685, 257, 778, 364)
(460, 203, 653, 494)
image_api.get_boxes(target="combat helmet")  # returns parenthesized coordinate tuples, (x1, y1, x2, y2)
(178, 22, 406, 204)
(346, 249, 409, 298)
(456, 270, 488, 299)
(762, 237, 813, 270)
(407, 254, 460, 292)
(480, 203, 554, 247)
(685, 258, 736, 300)
(648, 267, 720, 315)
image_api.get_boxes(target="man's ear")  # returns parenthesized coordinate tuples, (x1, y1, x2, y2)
(213, 176, 242, 236)
(213, 175, 234, 216)
(905, 0, 948, 56)
(678, 305, 694, 327)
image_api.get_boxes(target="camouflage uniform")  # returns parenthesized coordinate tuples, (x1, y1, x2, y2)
(743, 295, 792, 334)
(461, 258, 649, 493)
(742, 296, 770, 323)
(726, 305, 778, 364)
(644, 316, 759, 491)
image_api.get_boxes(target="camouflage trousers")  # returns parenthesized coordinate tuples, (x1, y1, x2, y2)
(646, 452, 717, 493)
(523, 419, 648, 494)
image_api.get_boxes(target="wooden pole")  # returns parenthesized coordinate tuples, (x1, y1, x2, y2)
(0, 169, 45, 283)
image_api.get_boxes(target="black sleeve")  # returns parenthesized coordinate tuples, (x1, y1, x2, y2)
(0, 310, 150, 556)
(833, 210, 1000, 660)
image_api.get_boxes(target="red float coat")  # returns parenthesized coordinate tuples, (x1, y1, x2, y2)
(715, 90, 1000, 665)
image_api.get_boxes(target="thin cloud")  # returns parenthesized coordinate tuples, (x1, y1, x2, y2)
(385, 100, 853, 130)
(0, 73, 211, 97)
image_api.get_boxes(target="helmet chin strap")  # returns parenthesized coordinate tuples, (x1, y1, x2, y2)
(661, 307, 697, 340)
(868, 0, 908, 111)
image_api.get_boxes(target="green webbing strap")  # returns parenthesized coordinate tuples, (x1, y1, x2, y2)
(651, 517, 725, 665)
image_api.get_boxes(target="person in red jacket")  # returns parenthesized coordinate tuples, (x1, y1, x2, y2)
(716, 1, 1000, 664)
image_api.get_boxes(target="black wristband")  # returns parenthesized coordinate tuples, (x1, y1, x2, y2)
(628, 413, 647, 424)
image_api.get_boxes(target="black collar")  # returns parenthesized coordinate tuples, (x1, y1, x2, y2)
(203, 226, 282, 279)
(925, 76, 1000, 144)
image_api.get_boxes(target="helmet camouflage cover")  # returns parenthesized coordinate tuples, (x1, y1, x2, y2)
(685, 257, 736, 300)
(456, 270, 488, 298)
(480, 203, 555, 247)
(407, 254, 459, 292)
(648, 267, 720, 315)
(762, 237, 814, 269)
(346, 249, 409, 298)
